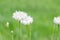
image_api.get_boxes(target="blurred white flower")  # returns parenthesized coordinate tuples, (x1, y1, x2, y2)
(11, 30, 14, 33)
(6, 22, 9, 28)
(21, 16, 33, 25)
(12, 11, 27, 21)
(53, 16, 60, 24)
(12, 11, 33, 25)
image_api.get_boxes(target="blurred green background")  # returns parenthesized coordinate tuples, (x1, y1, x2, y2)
(0, 0, 60, 40)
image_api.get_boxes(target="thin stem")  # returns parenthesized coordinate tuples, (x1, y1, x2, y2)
(52, 26, 55, 40)
(55, 24, 60, 40)
(53, 24, 57, 40)
(11, 30, 14, 40)
(26, 25, 31, 40)
(58, 24, 59, 30)
(29, 27, 31, 40)
(12, 33, 14, 40)
(55, 24, 59, 40)
(19, 21, 20, 40)
(57, 24, 59, 40)
(53, 24, 60, 40)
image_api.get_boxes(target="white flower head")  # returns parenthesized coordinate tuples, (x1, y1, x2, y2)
(11, 30, 14, 33)
(53, 16, 60, 24)
(21, 16, 33, 25)
(6, 22, 9, 28)
(12, 11, 27, 21)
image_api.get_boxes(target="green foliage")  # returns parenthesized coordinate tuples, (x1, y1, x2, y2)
(0, 0, 60, 40)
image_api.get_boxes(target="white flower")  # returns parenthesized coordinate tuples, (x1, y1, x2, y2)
(12, 11, 33, 25)
(21, 16, 33, 25)
(53, 16, 60, 24)
(12, 11, 27, 21)
(11, 30, 14, 33)
(6, 22, 9, 27)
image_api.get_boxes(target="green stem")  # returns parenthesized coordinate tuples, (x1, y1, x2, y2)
(53, 25, 56, 40)
(53, 26, 55, 40)
(19, 21, 20, 40)
(11, 30, 14, 40)
(55, 24, 59, 40)
(53, 24, 59, 40)
(55, 24, 60, 40)
(58, 24, 59, 30)
(26, 25, 31, 40)
(12, 33, 14, 40)
(57, 24, 59, 40)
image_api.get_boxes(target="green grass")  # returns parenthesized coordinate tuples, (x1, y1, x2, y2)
(0, 0, 60, 40)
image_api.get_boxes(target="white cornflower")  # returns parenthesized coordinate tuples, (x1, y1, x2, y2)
(12, 11, 27, 21)
(21, 16, 33, 25)
(53, 16, 60, 24)
(6, 22, 9, 28)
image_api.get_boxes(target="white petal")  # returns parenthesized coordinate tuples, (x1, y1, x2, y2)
(53, 16, 60, 24)
(21, 16, 33, 25)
